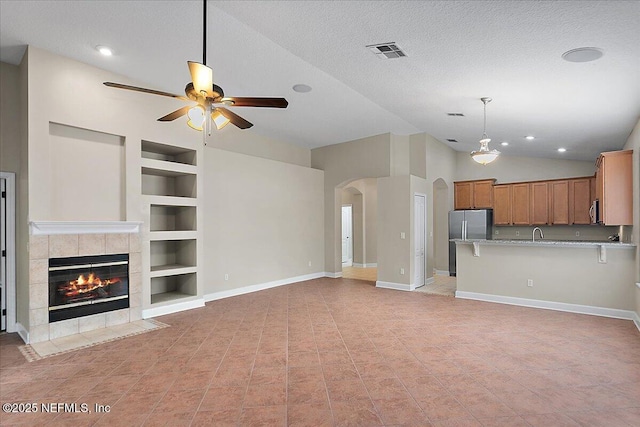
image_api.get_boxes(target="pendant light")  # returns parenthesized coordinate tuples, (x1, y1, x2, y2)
(471, 97, 500, 165)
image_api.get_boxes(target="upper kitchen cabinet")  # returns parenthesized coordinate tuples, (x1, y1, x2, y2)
(530, 181, 549, 225)
(549, 180, 570, 225)
(493, 184, 511, 225)
(569, 178, 593, 225)
(454, 179, 495, 210)
(511, 183, 531, 225)
(595, 150, 633, 225)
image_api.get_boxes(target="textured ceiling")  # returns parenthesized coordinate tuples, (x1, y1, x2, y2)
(1, 1, 639, 161)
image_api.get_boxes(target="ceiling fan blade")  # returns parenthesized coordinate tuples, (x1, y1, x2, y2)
(221, 97, 289, 108)
(217, 107, 253, 129)
(188, 61, 214, 98)
(158, 105, 192, 122)
(103, 82, 189, 101)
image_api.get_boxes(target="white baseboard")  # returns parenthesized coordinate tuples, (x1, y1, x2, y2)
(205, 272, 326, 302)
(353, 263, 377, 268)
(342, 260, 353, 267)
(376, 280, 412, 291)
(15, 322, 29, 344)
(142, 298, 205, 319)
(325, 271, 342, 278)
(434, 269, 449, 276)
(633, 311, 640, 332)
(455, 291, 638, 322)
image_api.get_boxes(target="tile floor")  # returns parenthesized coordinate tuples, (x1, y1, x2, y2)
(1, 277, 639, 426)
(415, 275, 457, 297)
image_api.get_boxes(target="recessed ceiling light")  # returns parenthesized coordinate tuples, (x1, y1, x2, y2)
(501, 142, 509, 146)
(557, 148, 567, 152)
(96, 45, 113, 56)
(525, 136, 535, 140)
(562, 47, 603, 63)
(292, 84, 312, 93)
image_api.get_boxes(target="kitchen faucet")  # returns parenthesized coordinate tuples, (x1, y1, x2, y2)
(532, 227, 544, 242)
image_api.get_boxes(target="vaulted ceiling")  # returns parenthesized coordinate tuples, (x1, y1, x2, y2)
(1, 1, 638, 161)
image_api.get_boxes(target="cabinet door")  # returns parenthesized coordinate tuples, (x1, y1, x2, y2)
(550, 180, 569, 224)
(530, 182, 549, 225)
(600, 150, 633, 225)
(511, 183, 531, 225)
(493, 185, 511, 225)
(473, 180, 494, 209)
(454, 182, 472, 210)
(570, 178, 592, 224)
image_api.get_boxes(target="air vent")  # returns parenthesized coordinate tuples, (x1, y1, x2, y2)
(447, 113, 465, 117)
(446, 139, 458, 143)
(366, 43, 407, 59)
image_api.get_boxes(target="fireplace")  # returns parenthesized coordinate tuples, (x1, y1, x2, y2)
(49, 253, 129, 322)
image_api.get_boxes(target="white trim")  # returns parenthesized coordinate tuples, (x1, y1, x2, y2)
(413, 276, 434, 290)
(434, 269, 450, 276)
(142, 298, 205, 319)
(0, 172, 16, 333)
(30, 221, 142, 235)
(633, 311, 640, 333)
(376, 281, 412, 291)
(353, 263, 377, 268)
(15, 322, 29, 344)
(342, 260, 353, 267)
(325, 271, 342, 278)
(205, 272, 325, 302)
(636, 282, 640, 290)
(455, 291, 637, 321)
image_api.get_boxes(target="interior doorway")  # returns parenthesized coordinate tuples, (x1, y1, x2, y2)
(0, 172, 16, 332)
(414, 194, 426, 288)
(341, 205, 353, 266)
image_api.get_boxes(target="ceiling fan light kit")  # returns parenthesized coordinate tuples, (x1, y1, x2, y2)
(470, 97, 500, 165)
(103, 0, 288, 142)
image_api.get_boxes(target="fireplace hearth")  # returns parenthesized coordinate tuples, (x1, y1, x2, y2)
(49, 253, 129, 322)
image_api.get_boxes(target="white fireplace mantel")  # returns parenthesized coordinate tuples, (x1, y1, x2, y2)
(30, 221, 142, 235)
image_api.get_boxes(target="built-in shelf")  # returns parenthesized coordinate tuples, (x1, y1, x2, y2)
(150, 273, 197, 304)
(142, 138, 200, 313)
(142, 140, 197, 166)
(150, 205, 196, 232)
(141, 157, 197, 177)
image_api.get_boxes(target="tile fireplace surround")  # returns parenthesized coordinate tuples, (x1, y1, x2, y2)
(26, 221, 142, 344)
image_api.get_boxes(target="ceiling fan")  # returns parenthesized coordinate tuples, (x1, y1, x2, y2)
(103, 0, 288, 134)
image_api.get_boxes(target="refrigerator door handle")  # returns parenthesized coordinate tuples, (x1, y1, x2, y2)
(463, 221, 467, 240)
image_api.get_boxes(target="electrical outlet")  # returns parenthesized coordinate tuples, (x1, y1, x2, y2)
(495, 230, 499, 235)
(308, 261, 312, 267)
(400, 232, 406, 239)
(576, 231, 580, 237)
(527, 279, 533, 287)
(516, 231, 520, 236)
(400, 268, 405, 275)
(224, 273, 229, 281)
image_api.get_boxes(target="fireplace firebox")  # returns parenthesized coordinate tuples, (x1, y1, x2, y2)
(49, 254, 129, 322)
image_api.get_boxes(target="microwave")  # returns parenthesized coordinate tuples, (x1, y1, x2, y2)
(590, 199, 600, 224)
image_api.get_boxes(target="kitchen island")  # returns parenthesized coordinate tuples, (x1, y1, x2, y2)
(452, 239, 637, 320)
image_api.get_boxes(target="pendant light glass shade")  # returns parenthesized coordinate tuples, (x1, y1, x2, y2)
(187, 105, 206, 131)
(471, 97, 500, 165)
(212, 109, 231, 130)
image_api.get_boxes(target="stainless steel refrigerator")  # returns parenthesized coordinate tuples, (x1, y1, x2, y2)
(448, 209, 493, 276)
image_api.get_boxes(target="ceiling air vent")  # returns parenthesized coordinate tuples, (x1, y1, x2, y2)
(447, 113, 465, 117)
(366, 42, 407, 59)
(446, 139, 458, 143)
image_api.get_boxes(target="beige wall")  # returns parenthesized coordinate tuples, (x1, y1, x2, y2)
(377, 175, 411, 285)
(622, 117, 640, 319)
(457, 243, 636, 311)
(494, 225, 617, 242)
(204, 148, 324, 293)
(455, 152, 596, 183)
(1, 62, 20, 173)
(19, 46, 320, 324)
(311, 133, 391, 273)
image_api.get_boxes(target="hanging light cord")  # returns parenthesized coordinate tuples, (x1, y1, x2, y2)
(482, 98, 489, 139)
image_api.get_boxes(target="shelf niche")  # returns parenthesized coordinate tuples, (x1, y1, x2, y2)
(150, 205, 196, 232)
(150, 239, 196, 271)
(150, 273, 197, 304)
(141, 140, 196, 166)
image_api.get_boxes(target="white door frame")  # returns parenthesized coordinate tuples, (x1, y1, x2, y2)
(414, 193, 426, 289)
(341, 204, 353, 266)
(0, 172, 16, 332)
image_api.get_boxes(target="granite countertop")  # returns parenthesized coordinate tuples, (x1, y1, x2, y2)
(451, 238, 636, 248)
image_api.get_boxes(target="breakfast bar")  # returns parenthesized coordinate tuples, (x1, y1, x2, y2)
(452, 239, 637, 318)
